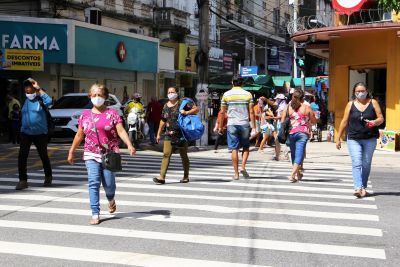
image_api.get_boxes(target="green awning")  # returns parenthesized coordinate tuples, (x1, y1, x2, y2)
(291, 77, 317, 88)
(253, 75, 273, 87)
(272, 76, 292, 87)
(242, 85, 263, 91)
(207, 83, 232, 91)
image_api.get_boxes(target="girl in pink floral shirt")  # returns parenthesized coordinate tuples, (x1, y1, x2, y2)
(68, 84, 135, 225)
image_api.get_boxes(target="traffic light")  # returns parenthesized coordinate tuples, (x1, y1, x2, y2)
(296, 58, 305, 70)
(296, 46, 306, 70)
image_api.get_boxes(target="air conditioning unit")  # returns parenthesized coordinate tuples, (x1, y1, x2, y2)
(129, 28, 145, 35)
(85, 7, 102, 25)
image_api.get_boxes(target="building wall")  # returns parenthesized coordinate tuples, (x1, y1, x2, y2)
(329, 30, 400, 136)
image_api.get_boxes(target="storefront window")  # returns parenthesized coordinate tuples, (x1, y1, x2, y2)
(62, 78, 96, 96)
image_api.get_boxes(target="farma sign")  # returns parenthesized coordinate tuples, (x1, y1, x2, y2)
(1, 34, 60, 51)
(0, 20, 68, 63)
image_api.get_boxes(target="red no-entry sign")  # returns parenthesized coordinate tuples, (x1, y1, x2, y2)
(333, 0, 367, 15)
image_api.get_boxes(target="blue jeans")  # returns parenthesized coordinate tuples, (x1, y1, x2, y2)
(347, 138, 376, 190)
(85, 160, 116, 216)
(148, 121, 159, 144)
(289, 132, 309, 165)
(227, 125, 250, 150)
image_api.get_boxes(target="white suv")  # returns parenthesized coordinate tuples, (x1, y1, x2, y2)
(49, 93, 124, 136)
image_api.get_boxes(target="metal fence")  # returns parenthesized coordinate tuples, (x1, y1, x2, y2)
(287, 8, 394, 35)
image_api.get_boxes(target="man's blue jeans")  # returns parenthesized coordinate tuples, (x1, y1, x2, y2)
(347, 138, 376, 190)
(289, 132, 309, 165)
(85, 160, 116, 215)
(148, 121, 159, 144)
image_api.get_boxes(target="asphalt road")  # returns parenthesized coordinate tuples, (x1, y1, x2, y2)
(0, 144, 399, 266)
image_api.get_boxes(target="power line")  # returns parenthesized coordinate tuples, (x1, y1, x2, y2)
(212, 1, 288, 35)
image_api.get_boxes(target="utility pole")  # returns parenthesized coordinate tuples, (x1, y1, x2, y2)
(292, 0, 298, 78)
(195, 0, 210, 146)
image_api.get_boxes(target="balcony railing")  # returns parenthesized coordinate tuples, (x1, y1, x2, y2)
(287, 8, 395, 35)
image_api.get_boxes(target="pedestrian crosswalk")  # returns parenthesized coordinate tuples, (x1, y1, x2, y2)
(0, 150, 386, 266)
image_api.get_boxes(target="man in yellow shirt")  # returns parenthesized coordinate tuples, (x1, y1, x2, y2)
(124, 93, 144, 114)
(7, 93, 20, 143)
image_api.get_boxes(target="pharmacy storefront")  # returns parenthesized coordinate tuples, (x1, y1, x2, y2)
(0, 16, 158, 104)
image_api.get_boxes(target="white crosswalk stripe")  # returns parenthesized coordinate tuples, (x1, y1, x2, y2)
(0, 151, 386, 265)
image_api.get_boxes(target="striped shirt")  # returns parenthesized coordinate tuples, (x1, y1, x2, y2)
(221, 87, 254, 126)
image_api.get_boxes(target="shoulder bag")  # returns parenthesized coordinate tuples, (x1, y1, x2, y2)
(37, 96, 55, 140)
(277, 106, 291, 144)
(90, 112, 122, 172)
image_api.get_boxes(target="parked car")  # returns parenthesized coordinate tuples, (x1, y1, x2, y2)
(49, 93, 124, 136)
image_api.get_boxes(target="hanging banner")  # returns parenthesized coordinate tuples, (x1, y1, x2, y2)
(333, 0, 367, 15)
(1, 49, 44, 71)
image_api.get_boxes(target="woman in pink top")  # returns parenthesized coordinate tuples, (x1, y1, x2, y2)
(281, 89, 316, 182)
(68, 84, 136, 225)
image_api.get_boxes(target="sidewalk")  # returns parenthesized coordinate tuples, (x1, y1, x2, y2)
(138, 140, 400, 169)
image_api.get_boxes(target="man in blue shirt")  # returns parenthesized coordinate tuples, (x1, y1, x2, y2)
(16, 78, 53, 190)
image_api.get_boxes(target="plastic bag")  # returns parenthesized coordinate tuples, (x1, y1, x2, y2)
(143, 123, 149, 136)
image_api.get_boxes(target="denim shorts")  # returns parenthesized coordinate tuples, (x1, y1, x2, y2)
(274, 121, 281, 132)
(227, 125, 250, 150)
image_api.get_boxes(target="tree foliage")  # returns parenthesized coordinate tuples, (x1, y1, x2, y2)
(379, 0, 400, 13)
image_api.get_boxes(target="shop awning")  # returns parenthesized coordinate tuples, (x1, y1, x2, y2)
(208, 83, 232, 91)
(292, 77, 317, 88)
(244, 75, 274, 88)
(243, 75, 274, 97)
(242, 85, 263, 91)
(272, 76, 292, 87)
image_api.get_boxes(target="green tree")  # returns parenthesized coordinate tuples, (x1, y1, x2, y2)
(379, 0, 400, 13)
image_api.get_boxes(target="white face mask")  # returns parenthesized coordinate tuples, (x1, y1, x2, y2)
(168, 93, 178, 101)
(355, 92, 368, 100)
(26, 93, 36, 100)
(91, 96, 105, 107)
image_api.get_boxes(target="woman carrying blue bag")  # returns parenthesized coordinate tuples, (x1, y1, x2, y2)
(154, 86, 199, 184)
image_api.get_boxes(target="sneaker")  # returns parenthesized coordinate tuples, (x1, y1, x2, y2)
(44, 176, 53, 187)
(15, 180, 28, 190)
(179, 178, 190, 183)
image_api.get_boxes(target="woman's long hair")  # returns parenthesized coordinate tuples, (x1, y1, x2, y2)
(290, 89, 304, 111)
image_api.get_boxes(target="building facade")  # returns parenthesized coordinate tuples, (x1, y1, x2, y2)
(0, 16, 158, 104)
(290, 1, 400, 135)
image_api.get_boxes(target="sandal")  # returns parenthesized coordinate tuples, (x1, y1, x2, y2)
(353, 189, 362, 198)
(240, 169, 250, 179)
(108, 200, 116, 214)
(232, 176, 240, 180)
(360, 188, 369, 197)
(89, 215, 100, 225)
(297, 172, 303, 181)
(153, 177, 165, 185)
(180, 178, 189, 183)
(288, 176, 297, 183)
